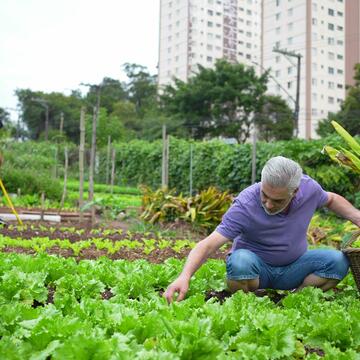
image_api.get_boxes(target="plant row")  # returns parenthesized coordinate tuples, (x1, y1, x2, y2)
(0, 235, 197, 256)
(0, 253, 359, 359)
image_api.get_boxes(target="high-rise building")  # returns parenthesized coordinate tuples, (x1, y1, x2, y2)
(158, 0, 351, 139)
(345, 0, 360, 87)
(158, 0, 262, 87)
(263, 0, 345, 139)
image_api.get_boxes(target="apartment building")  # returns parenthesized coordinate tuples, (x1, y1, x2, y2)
(345, 0, 360, 87)
(263, 0, 345, 139)
(158, 0, 262, 87)
(158, 0, 349, 139)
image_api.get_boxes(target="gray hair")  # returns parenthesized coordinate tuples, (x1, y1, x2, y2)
(261, 156, 303, 193)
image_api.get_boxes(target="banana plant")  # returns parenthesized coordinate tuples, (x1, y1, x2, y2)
(323, 121, 360, 173)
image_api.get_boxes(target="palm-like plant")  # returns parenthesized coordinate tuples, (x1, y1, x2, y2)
(323, 121, 360, 174)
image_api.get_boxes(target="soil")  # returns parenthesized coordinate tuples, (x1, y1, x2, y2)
(0, 220, 229, 263)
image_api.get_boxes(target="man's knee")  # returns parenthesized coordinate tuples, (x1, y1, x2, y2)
(226, 249, 261, 279)
(322, 250, 349, 280)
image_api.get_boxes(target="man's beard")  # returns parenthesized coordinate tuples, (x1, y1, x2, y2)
(261, 199, 292, 216)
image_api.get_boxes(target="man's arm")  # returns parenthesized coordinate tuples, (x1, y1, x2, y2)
(326, 192, 360, 227)
(163, 231, 230, 303)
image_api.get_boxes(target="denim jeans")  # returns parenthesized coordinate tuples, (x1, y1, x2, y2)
(226, 248, 350, 290)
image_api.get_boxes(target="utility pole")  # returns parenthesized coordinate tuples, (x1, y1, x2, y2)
(273, 48, 302, 137)
(31, 98, 50, 140)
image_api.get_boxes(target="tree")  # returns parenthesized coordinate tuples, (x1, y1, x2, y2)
(85, 77, 127, 115)
(317, 63, 360, 137)
(15, 89, 83, 142)
(85, 108, 127, 147)
(254, 95, 294, 141)
(122, 63, 157, 117)
(160, 59, 269, 143)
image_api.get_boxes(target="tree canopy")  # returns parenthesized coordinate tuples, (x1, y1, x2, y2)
(317, 63, 360, 137)
(160, 59, 269, 143)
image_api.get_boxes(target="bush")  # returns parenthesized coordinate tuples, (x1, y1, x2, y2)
(1, 166, 62, 200)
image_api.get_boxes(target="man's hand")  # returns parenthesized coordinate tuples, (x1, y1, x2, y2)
(163, 275, 190, 303)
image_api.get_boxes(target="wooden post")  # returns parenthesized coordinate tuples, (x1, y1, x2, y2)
(79, 107, 85, 223)
(161, 125, 169, 189)
(53, 146, 58, 178)
(40, 192, 45, 221)
(110, 147, 116, 194)
(58, 147, 68, 214)
(189, 143, 193, 196)
(60, 112, 64, 136)
(89, 105, 98, 225)
(106, 135, 111, 185)
(251, 126, 257, 185)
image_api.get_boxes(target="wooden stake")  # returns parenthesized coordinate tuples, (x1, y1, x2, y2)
(58, 147, 68, 214)
(110, 147, 116, 194)
(79, 107, 85, 223)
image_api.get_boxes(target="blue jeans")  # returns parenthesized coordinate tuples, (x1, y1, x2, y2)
(226, 249, 350, 290)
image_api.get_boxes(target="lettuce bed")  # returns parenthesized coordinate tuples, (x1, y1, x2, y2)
(0, 253, 359, 359)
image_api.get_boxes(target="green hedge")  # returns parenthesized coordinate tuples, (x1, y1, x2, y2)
(1, 137, 358, 202)
(96, 136, 358, 199)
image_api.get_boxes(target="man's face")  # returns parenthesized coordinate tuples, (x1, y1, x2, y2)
(260, 182, 296, 215)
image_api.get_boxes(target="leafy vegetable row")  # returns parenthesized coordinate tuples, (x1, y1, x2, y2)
(0, 253, 359, 359)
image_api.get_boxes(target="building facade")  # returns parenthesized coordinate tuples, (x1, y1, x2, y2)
(158, 0, 351, 139)
(158, 0, 262, 86)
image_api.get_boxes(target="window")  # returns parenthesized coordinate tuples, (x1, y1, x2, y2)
(207, 9, 213, 15)
(276, 27, 281, 34)
(207, 56, 213, 62)
(337, 26, 343, 31)
(337, 69, 343, 75)
(328, 52, 335, 60)
(246, 54, 251, 59)
(312, 108, 317, 115)
(246, 43, 252, 49)
(337, 11, 343, 17)
(275, 41, 280, 48)
(288, 22, 293, 31)
(288, 66, 293, 74)
(312, 93, 317, 101)
(287, 81, 292, 89)
(328, 67, 334, 74)
(328, 9, 334, 16)
(276, 0, 280, 6)
(312, 18, 317, 25)
(328, 81, 335, 89)
(337, 40, 344, 46)
(312, 3, 317, 11)
(337, 84, 343, 89)
(312, 78, 317, 86)
(328, 23, 334, 31)
(207, 21, 213, 27)
(275, 70, 281, 77)
(276, 56, 281, 63)
(276, 13, 281, 20)
(328, 37, 335, 45)
(288, 37, 293, 45)
(206, 44, 213, 50)
(288, 8, 293, 16)
(328, 96, 334, 104)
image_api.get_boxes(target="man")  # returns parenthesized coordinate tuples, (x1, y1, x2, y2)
(164, 156, 360, 303)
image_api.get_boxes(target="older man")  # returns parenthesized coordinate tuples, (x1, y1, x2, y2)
(164, 156, 360, 303)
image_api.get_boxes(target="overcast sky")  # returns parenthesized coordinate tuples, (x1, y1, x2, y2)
(0, 0, 159, 121)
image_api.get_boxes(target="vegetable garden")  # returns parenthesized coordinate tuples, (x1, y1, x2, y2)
(0, 122, 359, 359)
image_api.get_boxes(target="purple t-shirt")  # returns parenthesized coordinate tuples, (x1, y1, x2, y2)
(215, 175, 329, 266)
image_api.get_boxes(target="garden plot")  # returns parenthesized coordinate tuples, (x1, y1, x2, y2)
(0, 253, 359, 359)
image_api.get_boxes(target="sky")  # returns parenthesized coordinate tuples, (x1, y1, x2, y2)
(0, 0, 160, 121)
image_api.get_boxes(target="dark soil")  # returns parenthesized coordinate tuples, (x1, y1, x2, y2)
(304, 345, 325, 357)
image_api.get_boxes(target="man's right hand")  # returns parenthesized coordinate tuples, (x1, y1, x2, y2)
(163, 275, 190, 303)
